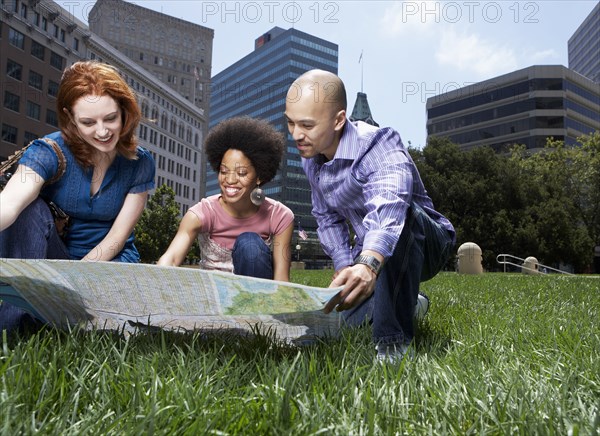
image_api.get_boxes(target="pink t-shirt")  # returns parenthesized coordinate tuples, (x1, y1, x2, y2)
(188, 195, 294, 272)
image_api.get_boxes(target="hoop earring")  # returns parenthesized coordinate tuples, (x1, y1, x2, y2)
(250, 184, 264, 206)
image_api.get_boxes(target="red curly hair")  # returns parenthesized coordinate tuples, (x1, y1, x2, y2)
(57, 61, 141, 166)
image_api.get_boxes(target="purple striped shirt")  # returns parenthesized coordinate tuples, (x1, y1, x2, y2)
(302, 121, 455, 270)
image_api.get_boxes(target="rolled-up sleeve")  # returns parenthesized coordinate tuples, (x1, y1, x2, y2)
(129, 148, 155, 194)
(19, 138, 60, 182)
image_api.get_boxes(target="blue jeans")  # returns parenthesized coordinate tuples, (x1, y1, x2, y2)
(343, 204, 454, 345)
(0, 198, 71, 333)
(0, 197, 71, 260)
(232, 232, 273, 280)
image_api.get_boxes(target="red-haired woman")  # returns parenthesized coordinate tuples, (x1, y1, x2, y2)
(0, 61, 155, 332)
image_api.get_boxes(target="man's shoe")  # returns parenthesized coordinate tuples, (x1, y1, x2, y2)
(375, 342, 411, 364)
(415, 291, 430, 321)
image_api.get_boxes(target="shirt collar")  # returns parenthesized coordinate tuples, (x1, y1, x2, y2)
(331, 120, 360, 161)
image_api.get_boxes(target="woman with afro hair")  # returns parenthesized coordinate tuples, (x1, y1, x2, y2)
(158, 117, 294, 281)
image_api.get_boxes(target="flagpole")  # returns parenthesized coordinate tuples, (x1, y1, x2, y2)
(359, 50, 364, 93)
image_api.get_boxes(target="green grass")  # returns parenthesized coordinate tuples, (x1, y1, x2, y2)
(1, 272, 599, 435)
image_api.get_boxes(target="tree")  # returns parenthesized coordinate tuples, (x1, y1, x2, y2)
(413, 133, 600, 273)
(135, 184, 181, 263)
(185, 238, 201, 265)
(412, 137, 522, 269)
(510, 134, 599, 271)
(566, 132, 600, 265)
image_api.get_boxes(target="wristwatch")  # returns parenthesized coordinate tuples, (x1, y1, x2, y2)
(354, 254, 382, 276)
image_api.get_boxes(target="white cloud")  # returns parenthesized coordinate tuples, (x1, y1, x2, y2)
(529, 49, 560, 63)
(379, 1, 440, 37)
(434, 28, 518, 78)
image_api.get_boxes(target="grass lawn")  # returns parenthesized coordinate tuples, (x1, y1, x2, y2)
(1, 271, 598, 434)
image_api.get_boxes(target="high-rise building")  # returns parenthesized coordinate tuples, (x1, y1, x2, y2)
(89, 0, 214, 115)
(1, 0, 206, 214)
(426, 65, 600, 152)
(87, 35, 207, 215)
(1, 0, 88, 160)
(207, 27, 338, 265)
(568, 2, 600, 83)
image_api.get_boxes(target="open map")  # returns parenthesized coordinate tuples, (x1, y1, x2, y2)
(0, 259, 343, 342)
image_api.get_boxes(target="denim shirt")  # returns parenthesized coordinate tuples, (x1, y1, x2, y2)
(19, 131, 155, 262)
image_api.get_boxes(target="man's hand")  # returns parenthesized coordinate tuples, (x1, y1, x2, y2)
(324, 264, 376, 313)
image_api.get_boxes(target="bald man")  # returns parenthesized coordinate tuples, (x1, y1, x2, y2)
(285, 70, 456, 363)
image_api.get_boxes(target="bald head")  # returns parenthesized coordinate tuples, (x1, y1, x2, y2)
(287, 69, 347, 113)
(284, 70, 348, 160)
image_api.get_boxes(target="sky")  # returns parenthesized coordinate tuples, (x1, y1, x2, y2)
(82, 1, 598, 148)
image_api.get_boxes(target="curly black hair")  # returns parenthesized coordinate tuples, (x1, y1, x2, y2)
(204, 116, 285, 185)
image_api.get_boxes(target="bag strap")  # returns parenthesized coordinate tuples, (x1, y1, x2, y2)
(0, 138, 66, 185)
(43, 138, 66, 185)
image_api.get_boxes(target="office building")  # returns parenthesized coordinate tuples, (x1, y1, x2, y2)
(207, 26, 338, 264)
(1, 0, 206, 214)
(87, 35, 206, 215)
(89, 0, 214, 115)
(568, 2, 599, 83)
(1, 0, 88, 160)
(426, 65, 600, 152)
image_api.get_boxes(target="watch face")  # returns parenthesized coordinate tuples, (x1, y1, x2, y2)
(355, 255, 381, 273)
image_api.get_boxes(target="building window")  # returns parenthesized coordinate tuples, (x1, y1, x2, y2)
(28, 70, 43, 90)
(33, 11, 40, 27)
(6, 59, 23, 81)
(50, 51, 64, 70)
(41, 17, 48, 31)
(4, 91, 20, 112)
(2, 124, 18, 144)
(8, 28, 25, 49)
(24, 131, 38, 146)
(60, 28, 65, 43)
(46, 109, 58, 127)
(19, 3, 27, 18)
(53, 24, 59, 38)
(26, 101, 41, 120)
(73, 38, 79, 51)
(31, 40, 45, 60)
(48, 80, 59, 97)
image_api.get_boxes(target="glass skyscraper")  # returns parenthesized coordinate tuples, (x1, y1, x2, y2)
(568, 2, 599, 83)
(207, 27, 339, 265)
